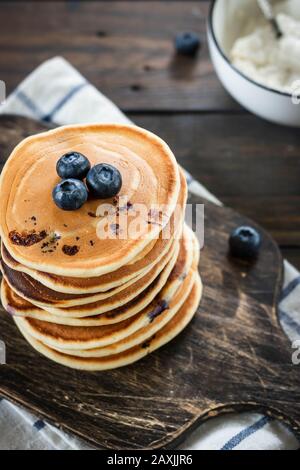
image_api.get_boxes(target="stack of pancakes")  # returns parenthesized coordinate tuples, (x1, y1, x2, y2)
(0, 124, 202, 370)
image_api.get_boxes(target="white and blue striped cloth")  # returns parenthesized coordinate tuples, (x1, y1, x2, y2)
(0, 57, 299, 450)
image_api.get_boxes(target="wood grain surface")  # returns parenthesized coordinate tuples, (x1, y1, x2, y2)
(0, 0, 235, 112)
(0, 116, 299, 449)
(132, 113, 300, 248)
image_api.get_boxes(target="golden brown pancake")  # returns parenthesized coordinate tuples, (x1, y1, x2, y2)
(0, 219, 191, 310)
(0, 259, 172, 326)
(3, 226, 198, 328)
(0, 122, 202, 372)
(0, 236, 178, 307)
(2, 236, 180, 315)
(14, 275, 202, 370)
(53, 264, 197, 357)
(1, 228, 200, 326)
(0, 171, 187, 294)
(0, 124, 180, 277)
(46, 243, 181, 316)
(15, 264, 196, 351)
(8, 228, 199, 347)
(1, 266, 171, 326)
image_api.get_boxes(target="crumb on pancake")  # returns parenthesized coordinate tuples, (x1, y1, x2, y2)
(9, 230, 48, 247)
(41, 232, 61, 253)
(62, 245, 80, 256)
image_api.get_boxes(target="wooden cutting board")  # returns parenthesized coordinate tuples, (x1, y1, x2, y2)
(0, 115, 299, 449)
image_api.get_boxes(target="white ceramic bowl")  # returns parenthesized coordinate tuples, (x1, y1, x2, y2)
(207, 0, 300, 127)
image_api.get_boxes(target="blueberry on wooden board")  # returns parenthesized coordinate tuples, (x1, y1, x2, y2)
(229, 225, 261, 260)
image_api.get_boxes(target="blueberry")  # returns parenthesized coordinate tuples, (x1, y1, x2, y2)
(175, 32, 200, 56)
(56, 152, 91, 180)
(52, 179, 88, 211)
(86, 163, 122, 199)
(229, 225, 261, 260)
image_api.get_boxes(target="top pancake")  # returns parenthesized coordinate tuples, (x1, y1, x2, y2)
(0, 170, 187, 294)
(0, 124, 180, 277)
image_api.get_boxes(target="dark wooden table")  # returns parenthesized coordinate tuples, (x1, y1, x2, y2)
(0, 0, 299, 268)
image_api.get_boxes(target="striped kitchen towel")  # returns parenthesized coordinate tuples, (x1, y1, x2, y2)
(0, 57, 299, 450)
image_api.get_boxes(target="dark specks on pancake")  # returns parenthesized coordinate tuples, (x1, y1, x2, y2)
(9, 230, 48, 247)
(62, 245, 80, 256)
(30, 216, 37, 226)
(41, 232, 61, 254)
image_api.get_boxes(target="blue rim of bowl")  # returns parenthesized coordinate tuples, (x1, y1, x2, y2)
(208, 0, 292, 98)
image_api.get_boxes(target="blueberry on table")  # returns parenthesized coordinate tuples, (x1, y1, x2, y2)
(56, 152, 91, 180)
(86, 163, 122, 199)
(52, 179, 88, 211)
(175, 32, 200, 56)
(229, 225, 261, 260)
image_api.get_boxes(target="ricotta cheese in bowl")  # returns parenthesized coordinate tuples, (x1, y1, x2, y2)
(230, 2, 300, 94)
(208, 0, 300, 125)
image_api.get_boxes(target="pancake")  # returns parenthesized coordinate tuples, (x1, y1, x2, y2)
(24, 236, 182, 318)
(0, 124, 180, 277)
(1, 264, 175, 326)
(0, 231, 169, 294)
(3, 227, 199, 327)
(0, 122, 202, 372)
(2, 236, 180, 317)
(53, 263, 197, 357)
(14, 275, 202, 371)
(9, 229, 198, 349)
(0, 171, 187, 294)
(0, 257, 177, 326)
(15, 262, 196, 351)
(0, 235, 179, 308)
